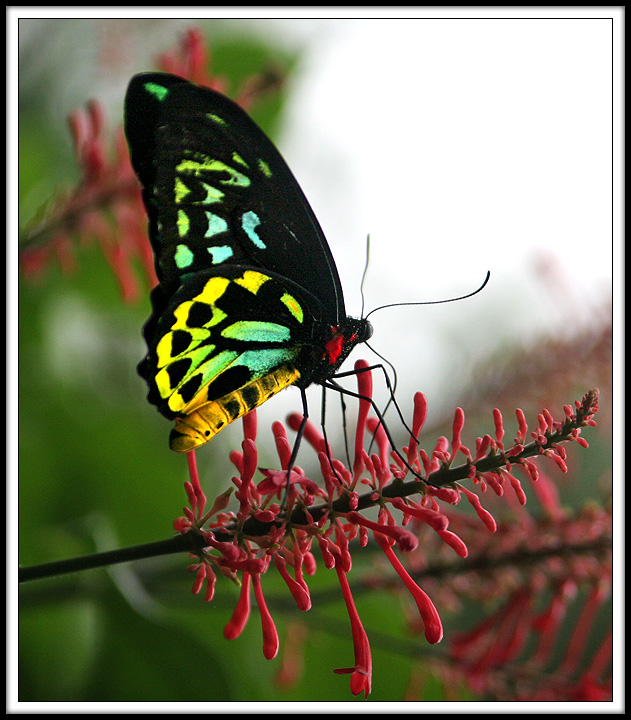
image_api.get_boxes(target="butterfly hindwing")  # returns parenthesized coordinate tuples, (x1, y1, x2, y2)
(144, 265, 314, 419)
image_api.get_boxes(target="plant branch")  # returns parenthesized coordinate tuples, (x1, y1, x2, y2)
(18, 532, 206, 583)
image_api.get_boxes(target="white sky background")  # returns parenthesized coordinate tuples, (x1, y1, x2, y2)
(273, 17, 615, 413)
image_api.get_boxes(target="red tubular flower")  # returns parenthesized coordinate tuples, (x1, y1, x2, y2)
(290, 545, 312, 590)
(203, 568, 217, 602)
(515, 407, 529, 444)
(412, 391, 428, 439)
(404, 392, 427, 468)
(521, 458, 540, 483)
(333, 519, 353, 572)
(449, 407, 466, 463)
(224, 573, 251, 641)
(287, 413, 327, 455)
(236, 438, 258, 519)
(251, 573, 279, 660)
(271, 421, 293, 469)
(474, 434, 493, 463)
(502, 468, 527, 505)
(242, 408, 257, 443)
(191, 562, 207, 595)
(436, 529, 468, 558)
(375, 533, 443, 644)
(366, 416, 391, 478)
(156, 27, 224, 91)
(173, 515, 192, 533)
(428, 485, 460, 505)
(187, 559, 217, 602)
(493, 408, 505, 451)
(256, 468, 300, 494)
(479, 471, 504, 496)
(316, 535, 337, 570)
(317, 450, 341, 501)
(458, 485, 497, 532)
(369, 451, 392, 490)
(185, 450, 206, 519)
(353, 359, 372, 479)
(332, 561, 372, 698)
(545, 448, 569, 472)
(302, 550, 317, 576)
(273, 553, 311, 611)
(391, 496, 449, 532)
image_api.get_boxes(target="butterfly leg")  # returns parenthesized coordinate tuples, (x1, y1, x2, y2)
(323, 378, 432, 487)
(318, 383, 359, 489)
(332, 362, 419, 445)
(280, 385, 310, 509)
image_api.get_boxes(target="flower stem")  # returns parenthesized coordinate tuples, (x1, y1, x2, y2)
(18, 532, 204, 583)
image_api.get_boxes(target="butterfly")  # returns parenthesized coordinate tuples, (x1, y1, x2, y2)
(124, 72, 373, 454)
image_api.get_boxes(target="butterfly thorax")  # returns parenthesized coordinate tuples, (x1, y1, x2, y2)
(297, 316, 373, 387)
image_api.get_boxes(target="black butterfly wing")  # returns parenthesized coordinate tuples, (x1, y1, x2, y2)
(124, 72, 346, 324)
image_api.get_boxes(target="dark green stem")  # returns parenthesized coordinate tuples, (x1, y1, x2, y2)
(18, 532, 206, 583)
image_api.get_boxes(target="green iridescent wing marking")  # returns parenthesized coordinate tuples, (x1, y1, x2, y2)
(125, 73, 371, 450)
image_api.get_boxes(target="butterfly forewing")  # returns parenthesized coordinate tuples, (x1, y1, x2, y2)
(125, 73, 345, 321)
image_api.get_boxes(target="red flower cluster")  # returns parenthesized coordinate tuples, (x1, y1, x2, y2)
(19, 90, 151, 301)
(19, 27, 285, 297)
(173, 360, 600, 697)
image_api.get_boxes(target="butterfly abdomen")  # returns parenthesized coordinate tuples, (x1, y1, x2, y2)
(169, 364, 301, 452)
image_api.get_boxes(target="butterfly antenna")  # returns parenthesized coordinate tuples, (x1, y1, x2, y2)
(364, 270, 490, 320)
(359, 234, 371, 320)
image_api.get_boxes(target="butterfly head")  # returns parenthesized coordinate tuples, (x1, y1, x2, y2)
(302, 316, 372, 386)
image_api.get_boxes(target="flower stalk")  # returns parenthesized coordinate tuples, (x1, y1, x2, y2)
(166, 364, 599, 697)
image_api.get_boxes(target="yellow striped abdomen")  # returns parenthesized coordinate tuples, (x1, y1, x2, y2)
(169, 364, 301, 452)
